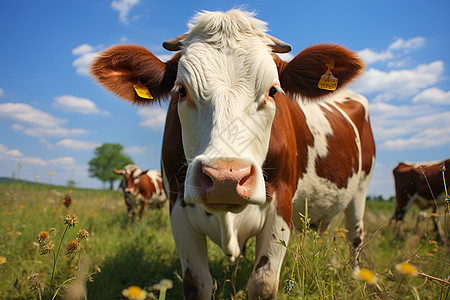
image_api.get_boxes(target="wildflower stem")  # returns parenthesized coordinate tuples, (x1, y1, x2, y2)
(417, 272, 450, 285)
(159, 287, 167, 300)
(50, 225, 69, 298)
(51, 276, 77, 300)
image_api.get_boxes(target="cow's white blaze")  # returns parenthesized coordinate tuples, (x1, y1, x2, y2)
(176, 11, 280, 209)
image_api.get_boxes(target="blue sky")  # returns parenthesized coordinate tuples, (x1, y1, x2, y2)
(1, 0, 449, 197)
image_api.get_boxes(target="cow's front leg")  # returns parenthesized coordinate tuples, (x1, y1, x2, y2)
(171, 205, 212, 300)
(248, 212, 290, 300)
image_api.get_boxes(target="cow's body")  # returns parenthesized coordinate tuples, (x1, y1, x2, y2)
(392, 159, 449, 239)
(115, 166, 167, 221)
(92, 10, 375, 299)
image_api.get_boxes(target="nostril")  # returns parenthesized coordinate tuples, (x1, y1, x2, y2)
(198, 164, 214, 190)
(238, 165, 254, 187)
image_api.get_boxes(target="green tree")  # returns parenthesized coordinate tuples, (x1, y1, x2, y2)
(88, 143, 134, 190)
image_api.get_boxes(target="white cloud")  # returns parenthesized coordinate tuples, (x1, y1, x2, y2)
(23, 127, 88, 138)
(381, 127, 450, 150)
(388, 36, 425, 51)
(56, 139, 101, 150)
(73, 51, 100, 76)
(0, 102, 88, 138)
(412, 87, 450, 105)
(48, 156, 76, 166)
(53, 95, 109, 115)
(137, 107, 167, 130)
(71, 43, 102, 76)
(111, 0, 140, 24)
(0, 144, 23, 157)
(357, 36, 425, 65)
(0, 102, 67, 127)
(72, 44, 96, 56)
(351, 61, 444, 99)
(358, 48, 393, 65)
(11, 123, 24, 131)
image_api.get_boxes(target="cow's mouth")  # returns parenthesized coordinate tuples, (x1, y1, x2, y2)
(202, 202, 247, 213)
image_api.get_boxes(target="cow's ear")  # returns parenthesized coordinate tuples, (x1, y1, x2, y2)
(279, 44, 364, 100)
(91, 45, 180, 105)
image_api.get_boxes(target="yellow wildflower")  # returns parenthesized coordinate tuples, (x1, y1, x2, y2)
(0, 256, 6, 264)
(122, 286, 147, 300)
(354, 268, 378, 284)
(396, 262, 418, 277)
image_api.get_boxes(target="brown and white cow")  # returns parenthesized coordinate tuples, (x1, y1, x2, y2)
(114, 168, 167, 221)
(91, 10, 375, 299)
(392, 159, 449, 241)
(114, 164, 141, 222)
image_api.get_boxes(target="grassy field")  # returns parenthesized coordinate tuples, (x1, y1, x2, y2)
(1, 182, 449, 299)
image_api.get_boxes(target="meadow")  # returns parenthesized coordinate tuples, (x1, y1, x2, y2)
(1, 181, 449, 299)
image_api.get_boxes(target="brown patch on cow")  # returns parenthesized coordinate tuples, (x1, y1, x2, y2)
(264, 94, 311, 226)
(315, 104, 359, 189)
(161, 96, 188, 213)
(183, 268, 199, 300)
(255, 255, 269, 272)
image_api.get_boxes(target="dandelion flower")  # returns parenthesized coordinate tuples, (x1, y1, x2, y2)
(0, 256, 6, 264)
(396, 262, 418, 277)
(64, 214, 78, 228)
(66, 240, 82, 254)
(122, 286, 147, 300)
(36, 231, 49, 242)
(354, 268, 378, 284)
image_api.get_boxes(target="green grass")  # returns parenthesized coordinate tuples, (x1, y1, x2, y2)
(1, 182, 449, 299)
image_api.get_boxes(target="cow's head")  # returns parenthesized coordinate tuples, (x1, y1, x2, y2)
(114, 168, 147, 195)
(92, 10, 364, 213)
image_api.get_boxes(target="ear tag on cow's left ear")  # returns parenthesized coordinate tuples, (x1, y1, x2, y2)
(133, 81, 153, 100)
(318, 58, 338, 91)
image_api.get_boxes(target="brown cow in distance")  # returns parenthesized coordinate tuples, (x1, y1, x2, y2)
(392, 159, 449, 242)
(114, 164, 141, 222)
(116, 168, 167, 220)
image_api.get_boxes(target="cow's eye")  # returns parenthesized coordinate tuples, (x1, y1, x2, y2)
(179, 86, 187, 98)
(269, 86, 278, 98)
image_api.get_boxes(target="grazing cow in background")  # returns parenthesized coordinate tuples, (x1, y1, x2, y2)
(124, 169, 167, 214)
(114, 164, 141, 222)
(91, 10, 375, 299)
(392, 159, 449, 241)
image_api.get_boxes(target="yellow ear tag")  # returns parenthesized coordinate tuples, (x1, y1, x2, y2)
(318, 58, 338, 91)
(133, 82, 153, 100)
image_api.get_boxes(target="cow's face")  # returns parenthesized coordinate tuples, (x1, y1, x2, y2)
(176, 32, 281, 212)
